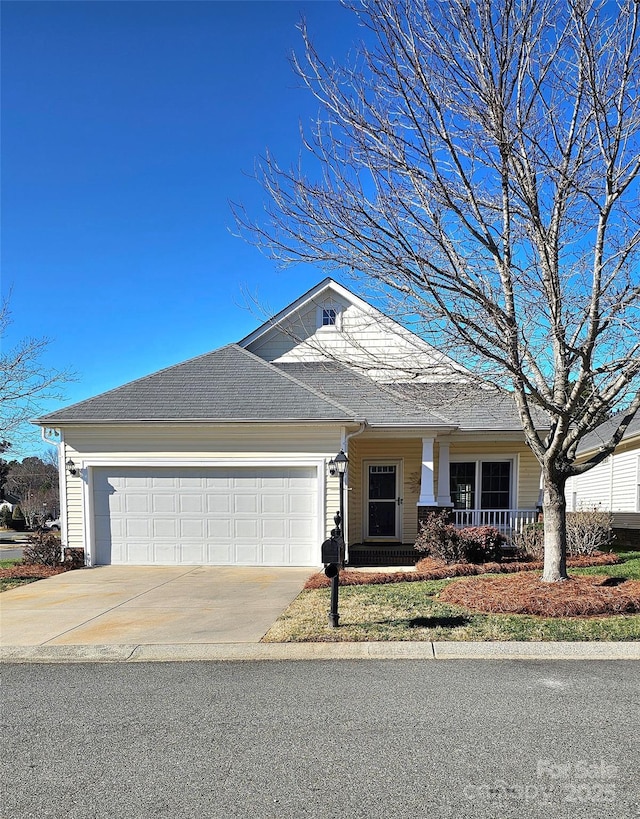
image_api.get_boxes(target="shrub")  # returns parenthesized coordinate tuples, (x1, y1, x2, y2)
(513, 522, 544, 560)
(415, 512, 507, 564)
(0, 505, 12, 529)
(457, 526, 507, 563)
(22, 530, 62, 567)
(11, 504, 25, 532)
(566, 509, 614, 556)
(415, 511, 466, 563)
(514, 511, 614, 559)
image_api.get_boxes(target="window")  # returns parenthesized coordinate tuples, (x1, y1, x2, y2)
(450, 461, 512, 510)
(450, 462, 475, 509)
(322, 307, 337, 326)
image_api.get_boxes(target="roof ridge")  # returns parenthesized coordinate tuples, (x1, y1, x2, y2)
(232, 346, 358, 418)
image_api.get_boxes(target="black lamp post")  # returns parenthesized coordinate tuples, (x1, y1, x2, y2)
(326, 449, 348, 627)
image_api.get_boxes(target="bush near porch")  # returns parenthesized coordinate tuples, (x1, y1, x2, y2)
(414, 511, 507, 563)
(414, 508, 614, 565)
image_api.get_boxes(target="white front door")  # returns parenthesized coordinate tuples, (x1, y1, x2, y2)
(365, 462, 401, 539)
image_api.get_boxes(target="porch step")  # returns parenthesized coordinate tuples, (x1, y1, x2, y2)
(348, 546, 418, 567)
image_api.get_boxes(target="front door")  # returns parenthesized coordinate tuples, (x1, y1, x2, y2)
(366, 463, 400, 539)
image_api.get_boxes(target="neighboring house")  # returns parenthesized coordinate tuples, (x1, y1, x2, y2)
(565, 413, 640, 545)
(0, 495, 17, 514)
(34, 279, 547, 567)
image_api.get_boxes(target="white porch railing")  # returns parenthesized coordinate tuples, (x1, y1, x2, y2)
(453, 509, 538, 535)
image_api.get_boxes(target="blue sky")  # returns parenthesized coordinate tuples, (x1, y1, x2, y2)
(2, 0, 361, 458)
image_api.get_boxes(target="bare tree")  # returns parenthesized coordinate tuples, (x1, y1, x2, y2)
(5, 456, 59, 527)
(237, 0, 640, 582)
(0, 297, 72, 446)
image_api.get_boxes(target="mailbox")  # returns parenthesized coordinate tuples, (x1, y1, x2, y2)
(321, 536, 345, 566)
(322, 537, 344, 563)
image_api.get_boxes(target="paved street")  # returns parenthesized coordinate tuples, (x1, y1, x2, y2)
(2, 660, 638, 818)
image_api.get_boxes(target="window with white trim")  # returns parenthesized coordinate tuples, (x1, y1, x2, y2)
(322, 307, 337, 326)
(450, 460, 513, 510)
(316, 303, 341, 330)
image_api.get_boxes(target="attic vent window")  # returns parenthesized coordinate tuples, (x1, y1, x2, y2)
(322, 308, 337, 326)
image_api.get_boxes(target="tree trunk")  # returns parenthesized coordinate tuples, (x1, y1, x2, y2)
(541, 469, 569, 582)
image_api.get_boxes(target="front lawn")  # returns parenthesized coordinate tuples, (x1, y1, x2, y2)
(262, 551, 640, 643)
(0, 559, 66, 593)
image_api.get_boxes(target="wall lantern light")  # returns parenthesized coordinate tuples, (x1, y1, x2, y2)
(66, 459, 79, 477)
(328, 450, 348, 477)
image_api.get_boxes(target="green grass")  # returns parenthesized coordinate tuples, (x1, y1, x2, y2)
(0, 577, 37, 593)
(263, 551, 640, 643)
(572, 552, 640, 580)
(0, 558, 21, 568)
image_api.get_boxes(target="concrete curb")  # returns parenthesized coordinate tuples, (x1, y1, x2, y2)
(1, 641, 638, 663)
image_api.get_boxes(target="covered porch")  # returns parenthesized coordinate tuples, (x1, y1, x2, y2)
(343, 431, 541, 564)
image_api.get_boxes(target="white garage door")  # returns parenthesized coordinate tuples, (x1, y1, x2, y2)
(92, 466, 319, 566)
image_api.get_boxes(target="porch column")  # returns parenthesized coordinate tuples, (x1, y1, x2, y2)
(417, 437, 437, 506)
(437, 440, 453, 506)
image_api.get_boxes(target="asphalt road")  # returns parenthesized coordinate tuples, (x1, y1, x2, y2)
(1, 660, 638, 819)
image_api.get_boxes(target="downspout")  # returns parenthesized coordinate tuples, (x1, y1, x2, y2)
(341, 420, 367, 564)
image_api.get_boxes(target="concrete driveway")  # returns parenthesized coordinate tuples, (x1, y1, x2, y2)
(0, 565, 313, 646)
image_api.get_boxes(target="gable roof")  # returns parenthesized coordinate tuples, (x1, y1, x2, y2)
(34, 279, 546, 432)
(239, 277, 470, 378)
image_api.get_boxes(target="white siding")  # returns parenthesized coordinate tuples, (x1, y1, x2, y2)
(567, 449, 640, 514)
(62, 423, 342, 560)
(247, 298, 465, 382)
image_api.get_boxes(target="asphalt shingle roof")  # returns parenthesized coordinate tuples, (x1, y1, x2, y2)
(576, 410, 640, 455)
(36, 345, 353, 424)
(274, 362, 451, 426)
(36, 344, 549, 432)
(394, 382, 547, 430)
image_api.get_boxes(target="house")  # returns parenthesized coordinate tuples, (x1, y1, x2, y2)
(34, 279, 546, 567)
(0, 494, 17, 514)
(565, 413, 640, 546)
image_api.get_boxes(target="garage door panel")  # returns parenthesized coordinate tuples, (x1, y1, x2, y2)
(234, 495, 257, 514)
(207, 519, 231, 539)
(236, 544, 260, 564)
(207, 495, 230, 513)
(124, 476, 149, 489)
(262, 494, 286, 514)
(289, 495, 315, 515)
(126, 543, 150, 563)
(126, 519, 151, 538)
(262, 519, 286, 539)
(207, 543, 232, 563)
(234, 519, 258, 539)
(181, 543, 206, 563)
(263, 544, 287, 564)
(179, 494, 203, 513)
(180, 519, 204, 538)
(125, 494, 150, 514)
(154, 544, 177, 563)
(93, 466, 318, 566)
(154, 518, 178, 538)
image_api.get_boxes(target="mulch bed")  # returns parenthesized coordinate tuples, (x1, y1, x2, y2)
(439, 573, 640, 617)
(303, 552, 620, 590)
(0, 564, 68, 580)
